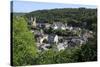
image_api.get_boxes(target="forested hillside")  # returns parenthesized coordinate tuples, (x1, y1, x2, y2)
(13, 12, 27, 16)
(25, 8, 97, 31)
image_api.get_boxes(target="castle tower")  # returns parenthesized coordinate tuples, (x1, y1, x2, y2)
(31, 17, 36, 28)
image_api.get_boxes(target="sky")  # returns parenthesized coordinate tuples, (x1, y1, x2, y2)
(12, 1, 97, 13)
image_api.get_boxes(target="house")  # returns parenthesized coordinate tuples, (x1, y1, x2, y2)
(36, 33, 58, 45)
(39, 35, 48, 44)
(61, 26, 66, 30)
(51, 22, 66, 30)
(37, 43, 53, 52)
(51, 23, 58, 30)
(66, 26, 73, 31)
(45, 23, 51, 29)
(57, 43, 65, 51)
(37, 22, 45, 28)
(34, 30, 44, 36)
(36, 20, 50, 29)
(58, 36, 64, 43)
(41, 44, 51, 51)
(48, 34, 58, 44)
(81, 31, 93, 43)
(57, 40, 68, 51)
(63, 40, 68, 47)
(54, 35, 59, 44)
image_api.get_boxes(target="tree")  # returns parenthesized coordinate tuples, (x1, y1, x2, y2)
(12, 16, 37, 66)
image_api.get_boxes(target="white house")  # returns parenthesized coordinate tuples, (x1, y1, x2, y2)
(57, 43, 65, 51)
(39, 35, 48, 44)
(41, 44, 50, 51)
(51, 22, 66, 30)
(54, 35, 58, 44)
(61, 26, 66, 30)
(53, 24, 58, 30)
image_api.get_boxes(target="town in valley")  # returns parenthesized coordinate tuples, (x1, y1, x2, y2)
(29, 17, 94, 52)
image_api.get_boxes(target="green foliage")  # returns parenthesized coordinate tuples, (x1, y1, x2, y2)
(80, 38, 97, 61)
(34, 46, 81, 64)
(25, 8, 97, 24)
(13, 16, 37, 66)
(36, 50, 57, 64)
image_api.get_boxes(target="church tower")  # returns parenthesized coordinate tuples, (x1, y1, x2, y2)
(31, 17, 36, 28)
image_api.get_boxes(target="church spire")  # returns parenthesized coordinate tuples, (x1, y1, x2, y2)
(31, 17, 36, 28)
